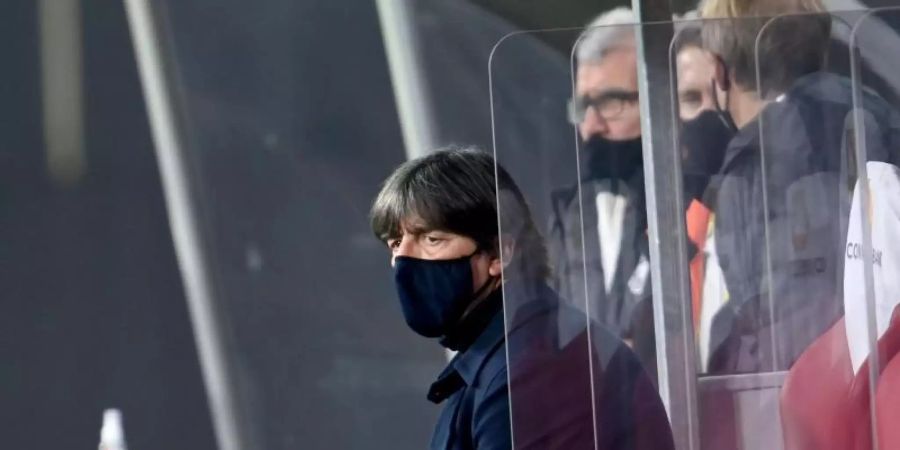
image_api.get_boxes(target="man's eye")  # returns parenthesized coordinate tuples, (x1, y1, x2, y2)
(425, 236, 443, 245)
(680, 91, 702, 106)
(387, 239, 400, 249)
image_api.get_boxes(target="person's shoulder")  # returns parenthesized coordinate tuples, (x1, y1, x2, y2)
(475, 343, 509, 394)
(584, 317, 635, 365)
(549, 180, 594, 225)
(482, 361, 508, 392)
(515, 288, 633, 364)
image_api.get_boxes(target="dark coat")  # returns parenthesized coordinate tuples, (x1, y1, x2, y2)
(546, 171, 657, 380)
(428, 283, 673, 450)
(708, 72, 900, 373)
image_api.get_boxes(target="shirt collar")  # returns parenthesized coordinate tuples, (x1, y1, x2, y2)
(720, 71, 850, 174)
(428, 308, 506, 403)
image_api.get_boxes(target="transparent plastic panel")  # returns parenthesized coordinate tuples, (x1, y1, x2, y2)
(848, 7, 900, 450)
(678, 10, 877, 450)
(695, 11, 864, 450)
(487, 11, 892, 450)
(745, 11, 853, 375)
(491, 25, 674, 449)
(490, 28, 593, 449)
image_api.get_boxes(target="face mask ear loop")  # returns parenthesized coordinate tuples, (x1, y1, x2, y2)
(468, 245, 500, 300)
(472, 275, 497, 301)
(710, 68, 738, 133)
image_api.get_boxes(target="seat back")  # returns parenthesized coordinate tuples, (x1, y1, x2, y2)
(876, 307, 900, 450)
(780, 318, 856, 450)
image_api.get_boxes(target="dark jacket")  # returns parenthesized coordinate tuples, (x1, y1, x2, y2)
(428, 292, 510, 450)
(546, 171, 657, 379)
(428, 282, 673, 450)
(708, 72, 900, 373)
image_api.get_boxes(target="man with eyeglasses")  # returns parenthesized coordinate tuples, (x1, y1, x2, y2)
(548, 7, 658, 381)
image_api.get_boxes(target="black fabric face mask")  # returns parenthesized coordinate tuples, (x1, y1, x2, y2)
(393, 251, 494, 338)
(582, 135, 644, 181)
(680, 109, 737, 201)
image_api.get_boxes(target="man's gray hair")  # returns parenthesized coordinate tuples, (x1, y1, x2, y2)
(575, 7, 638, 64)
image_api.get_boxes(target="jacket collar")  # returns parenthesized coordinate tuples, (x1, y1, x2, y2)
(427, 309, 506, 403)
(719, 72, 856, 174)
(427, 281, 557, 404)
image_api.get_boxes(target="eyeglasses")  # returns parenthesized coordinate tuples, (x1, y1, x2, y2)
(567, 90, 639, 124)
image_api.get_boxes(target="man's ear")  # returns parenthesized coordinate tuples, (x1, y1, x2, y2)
(713, 55, 730, 92)
(489, 236, 515, 277)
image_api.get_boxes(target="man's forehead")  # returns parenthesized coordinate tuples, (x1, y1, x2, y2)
(576, 51, 638, 94)
(677, 47, 716, 89)
(399, 216, 430, 234)
(380, 216, 426, 241)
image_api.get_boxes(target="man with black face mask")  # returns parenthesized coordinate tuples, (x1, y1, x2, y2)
(675, 22, 737, 207)
(370, 148, 673, 450)
(672, 19, 736, 372)
(549, 8, 657, 380)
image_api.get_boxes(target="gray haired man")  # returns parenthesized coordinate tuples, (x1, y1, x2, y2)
(550, 7, 658, 381)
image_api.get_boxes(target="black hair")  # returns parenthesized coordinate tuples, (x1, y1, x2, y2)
(370, 147, 549, 280)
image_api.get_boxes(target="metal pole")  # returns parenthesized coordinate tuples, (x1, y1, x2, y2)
(124, 2, 251, 449)
(631, 1, 700, 449)
(374, 0, 438, 160)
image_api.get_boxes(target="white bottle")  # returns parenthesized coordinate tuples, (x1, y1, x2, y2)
(99, 409, 128, 450)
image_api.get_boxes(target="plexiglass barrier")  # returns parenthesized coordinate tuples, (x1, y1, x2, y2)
(491, 27, 675, 449)
(846, 7, 900, 450)
(491, 24, 679, 450)
(490, 11, 899, 450)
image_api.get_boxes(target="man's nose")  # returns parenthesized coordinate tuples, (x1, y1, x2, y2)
(391, 236, 415, 266)
(579, 107, 610, 140)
